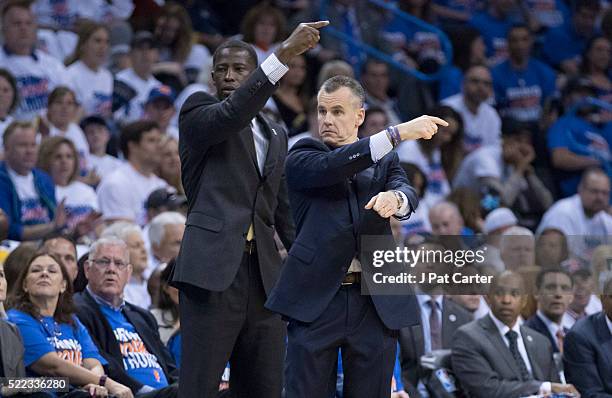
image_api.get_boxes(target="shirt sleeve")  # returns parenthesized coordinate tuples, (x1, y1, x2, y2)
(7, 311, 56, 367)
(394, 191, 410, 217)
(369, 130, 394, 162)
(75, 317, 107, 365)
(260, 53, 289, 85)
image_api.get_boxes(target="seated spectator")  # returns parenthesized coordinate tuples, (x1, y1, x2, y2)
(101, 223, 151, 310)
(442, 65, 502, 152)
(480, 207, 519, 272)
(114, 32, 162, 124)
(453, 118, 553, 229)
(7, 252, 132, 397)
(271, 54, 309, 137)
(525, 268, 573, 353)
(468, 0, 520, 65)
(563, 269, 599, 329)
(148, 212, 185, 272)
(37, 137, 100, 237)
(359, 106, 389, 138)
(447, 187, 485, 234)
(431, 0, 482, 27)
(428, 201, 464, 236)
(537, 168, 612, 262)
(150, 261, 179, 345)
(0, 0, 71, 121)
(65, 21, 112, 118)
(144, 86, 178, 139)
(500, 226, 536, 271)
(97, 121, 168, 225)
(0, 121, 65, 241)
(438, 27, 487, 100)
(0, 68, 18, 145)
(541, 0, 600, 74)
(581, 36, 612, 103)
(240, 3, 285, 65)
(563, 276, 612, 396)
(451, 271, 579, 398)
(42, 86, 90, 173)
(3, 242, 37, 295)
(398, 293, 472, 397)
(156, 136, 183, 195)
(535, 228, 569, 267)
(547, 78, 611, 197)
(81, 116, 123, 180)
(74, 238, 179, 397)
(361, 59, 402, 126)
(316, 60, 355, 90)
(144, 188, 187, 227)
(41, 236, 79, 283)
(491, 25, 557, 123)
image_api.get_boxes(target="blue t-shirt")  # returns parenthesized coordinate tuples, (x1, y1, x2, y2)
(98, 304, 169, 389)
(491, 58, 557, 122)
(384, 16, 446, 66)
(438, 66, 463, 100)
(541, 25, 588, 68)
(524, 0, 570, 29)
(469, 11, 515, 64)
(7, 309, 107, 371)
(548, 115, 612, 196)
(167, 332, 181, 367)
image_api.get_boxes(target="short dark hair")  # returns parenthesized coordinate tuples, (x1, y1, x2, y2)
(120, 120, 159, 160)
(0, 68, 18, 113)
(41, 235, 77, 253)
(319, 75, 366, 108)
(360, 58, 387, 76)
(1, 0, 32, 20)
(2, 120, 34, 148)
(535, 267, 573, 290)
(212, 40, 258, 70)
(571, 268, 592, 282)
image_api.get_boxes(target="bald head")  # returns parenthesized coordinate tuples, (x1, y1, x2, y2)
(429, 201, 464, 235)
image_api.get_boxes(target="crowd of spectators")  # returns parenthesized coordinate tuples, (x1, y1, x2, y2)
(0, 0, 610, 397)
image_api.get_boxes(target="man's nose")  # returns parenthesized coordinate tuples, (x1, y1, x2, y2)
(224, 69, 235, 80)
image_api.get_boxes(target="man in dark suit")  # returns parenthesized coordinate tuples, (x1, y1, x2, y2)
(172, 21, 329, 398)
(74, 238, 178, 398)
(265, 75, 448, 397)
(564, 276, 612, 397)
(525, 268, 574, 353)
(451, 271, 579, 398)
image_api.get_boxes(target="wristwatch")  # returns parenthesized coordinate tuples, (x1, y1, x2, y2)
(393, 191, 404, 210)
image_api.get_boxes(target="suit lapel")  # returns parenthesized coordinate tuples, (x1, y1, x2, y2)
(256, 114, 280, 178)
(238, 121, 261, 178)
(480, 316, 523, 379)
(595, 313, 612, 369)
(442, 298, 459, 346)
(521, 326, 544, 380)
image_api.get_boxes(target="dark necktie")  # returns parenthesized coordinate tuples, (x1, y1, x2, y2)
(428, 299, 442, 351)
(505, 330, 531, 381)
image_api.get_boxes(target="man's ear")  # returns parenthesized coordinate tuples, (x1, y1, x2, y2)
(356, 107, 365, 128)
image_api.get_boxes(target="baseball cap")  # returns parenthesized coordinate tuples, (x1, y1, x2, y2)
(80, 115, 109, 131)
(131, 31, 157, 49)
(484, 208, 518, 234)
(145, 188, 186, 210)
(146, 85, 175, 106)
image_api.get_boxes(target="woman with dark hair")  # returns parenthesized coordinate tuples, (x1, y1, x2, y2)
(7, 253, 132, 397)
(4, 243, 37, 296)
(65, 21, 112, 118)
(151, 260, 179, 345)
(581, 36, 612, 103)
(0, 68, 18, 143)
(37, 137, 100, 237)
(272, 54, 309, 137)
(154, 2, 212, 83)
(241, 3, 287, 64)
(397, 105, 465, 209)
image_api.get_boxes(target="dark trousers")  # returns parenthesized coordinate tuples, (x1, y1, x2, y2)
(284, 284, 398, 398)
(178, 249, 286, 398)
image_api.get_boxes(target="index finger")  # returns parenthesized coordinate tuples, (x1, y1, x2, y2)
(427, 116, 449, 127)
(303, 20, 330, 29)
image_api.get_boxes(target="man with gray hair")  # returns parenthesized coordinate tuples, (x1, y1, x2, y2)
(148, 212, 186, 269)
(500, 226, 536, 271)
(74, 237, 179, 398)
(428, 201, 464, 236)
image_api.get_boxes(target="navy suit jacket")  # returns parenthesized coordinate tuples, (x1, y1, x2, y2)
(564, 312, 612, 397)
(265, 137, 420, 330)
(524, 314, 567, 353)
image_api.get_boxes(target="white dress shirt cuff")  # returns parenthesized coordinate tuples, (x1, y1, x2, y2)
(539, 382, 552, 395)
(394, 191, 410, 217)
(261, 53, 289, 85)
(369, 130, 394, 162)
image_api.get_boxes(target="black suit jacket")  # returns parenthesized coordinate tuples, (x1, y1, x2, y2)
(173, 67, 295, 294)
(451, 314, 560, 398)
(74, 291, 178, 393)
(398, 297, 472, 397)
(265, 137, 420, 330)
(564, 312, 612, 397)
(525, 314, 566, 353)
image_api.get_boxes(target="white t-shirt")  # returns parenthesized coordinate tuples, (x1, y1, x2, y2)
(49, 123, 89, 172)
(453, 145, 503, 191)
(442, 93, 502, 153)
(97, 162, 168, 225)
(87, 154, 124, 180)
(55, 181, 98, 229)
(0, 48, 72, 121)
(37, 29, 78, 62)
(114, 68, 161, 123)
(537, 194, 612, 261)
(7, 167, 52, 225)
(67, 61, 113, 118)
(76, 0, 134, 22)
(397, 139, 450, 209)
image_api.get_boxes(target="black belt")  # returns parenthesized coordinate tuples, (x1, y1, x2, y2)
(244, 240, 256, 254)
(342, 272, 361, 285)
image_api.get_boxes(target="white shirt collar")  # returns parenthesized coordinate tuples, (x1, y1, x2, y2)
(489, 310, 521, 337)
(537, 310, 563, 337)
(417, 294, 444, 311)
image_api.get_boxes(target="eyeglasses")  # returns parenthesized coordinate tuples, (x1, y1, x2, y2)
(90, 258, 129, 270)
